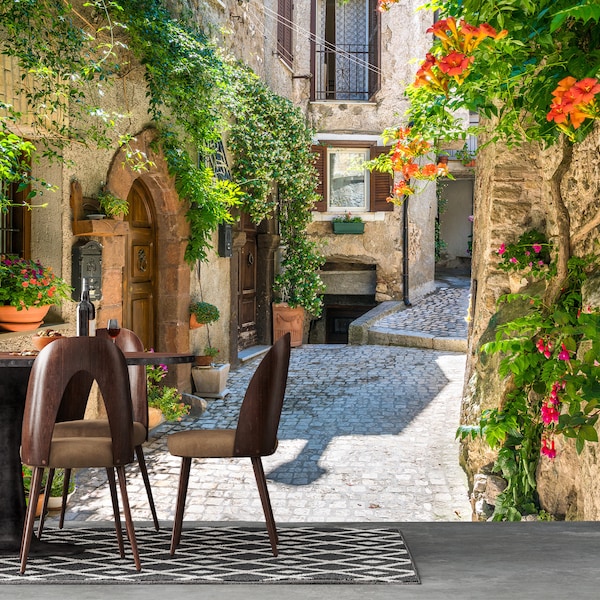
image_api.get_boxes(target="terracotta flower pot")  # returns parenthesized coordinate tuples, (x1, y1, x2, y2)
(32, 332, 63, 350)
(0, 305, 50, 332)
(272, 303, 305, 347)
(189, 314, 205, 329)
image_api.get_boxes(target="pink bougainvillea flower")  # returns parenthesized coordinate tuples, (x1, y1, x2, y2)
(541, 403, 559, 425)
(541, 438, 557, 459)
(532, 243, 542, 253)
(498, 243, 506, 255)
(509, 257, 518, 264)
(558, 343, 571, 361)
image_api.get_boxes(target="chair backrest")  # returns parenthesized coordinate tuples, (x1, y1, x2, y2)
(97, 327, 148, 430)
(234, 333, 291, 457)
(21, 336, 134, 467)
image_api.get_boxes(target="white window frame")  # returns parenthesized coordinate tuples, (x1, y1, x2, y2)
(326, 147, 370, 213)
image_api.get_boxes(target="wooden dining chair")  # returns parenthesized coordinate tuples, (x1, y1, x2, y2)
(39, 328, 159, 534)
(20, 336, 141, 573)
(167, 333, 291, 556)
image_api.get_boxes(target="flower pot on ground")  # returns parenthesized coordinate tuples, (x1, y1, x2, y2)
(192, 363, 230, 398)
(272, 303, 305, 347)
(146, 363, 190, 422)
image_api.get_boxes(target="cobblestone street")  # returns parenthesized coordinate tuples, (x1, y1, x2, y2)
(51, 281, 472, 526)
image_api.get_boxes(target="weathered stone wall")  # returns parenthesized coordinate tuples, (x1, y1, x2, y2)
(462, 122, 600, 518)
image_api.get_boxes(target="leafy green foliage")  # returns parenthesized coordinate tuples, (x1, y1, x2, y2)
(407, 0, 600, 147)
(146, 363, 189, 422)
(469, 252, 600, 519)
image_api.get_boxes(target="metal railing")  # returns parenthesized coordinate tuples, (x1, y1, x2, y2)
(313, 43, 377, 101)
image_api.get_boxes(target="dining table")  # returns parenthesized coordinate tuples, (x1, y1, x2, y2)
(0, 348, 194, 555)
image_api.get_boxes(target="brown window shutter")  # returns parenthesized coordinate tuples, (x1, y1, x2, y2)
(312, 145, 327, 212)
(370, 146, 393, 212)
(277, 0, 294, 67)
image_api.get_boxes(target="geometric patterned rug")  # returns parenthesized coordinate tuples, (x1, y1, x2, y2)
(0, 527, 419, 584)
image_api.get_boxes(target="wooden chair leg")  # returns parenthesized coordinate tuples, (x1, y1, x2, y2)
(58, 468, 72, 529)
(37, 467, 54, 538)
(116, 466, 141, 571)
(20, 467, 44, 574)
(106, 467, 125, 558)
(251, 457, 279, 556)
(135, 445, 159, 531)
(170, 456, 192, 556)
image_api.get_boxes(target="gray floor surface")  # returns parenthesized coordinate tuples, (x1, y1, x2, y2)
(4, 276, 600, 598)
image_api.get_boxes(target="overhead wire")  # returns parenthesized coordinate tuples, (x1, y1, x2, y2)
(243, 2, 382, 77)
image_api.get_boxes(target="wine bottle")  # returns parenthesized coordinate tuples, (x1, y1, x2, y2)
(76, 279, 94, 336)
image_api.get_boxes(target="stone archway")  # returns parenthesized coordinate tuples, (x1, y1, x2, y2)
(105, 128, 191, 390)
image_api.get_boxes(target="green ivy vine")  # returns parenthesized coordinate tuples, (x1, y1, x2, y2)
(0, 0, 323, 311)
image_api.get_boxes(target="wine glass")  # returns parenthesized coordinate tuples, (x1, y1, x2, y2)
(107, 319, 121, 343)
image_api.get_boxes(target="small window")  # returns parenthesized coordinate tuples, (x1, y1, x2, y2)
(312, 144, 392, 213)
(0, 177, 31, 258)
(327, 148, 369, 212)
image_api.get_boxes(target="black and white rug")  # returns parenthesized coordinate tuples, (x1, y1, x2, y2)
(1, 526, 419, 584)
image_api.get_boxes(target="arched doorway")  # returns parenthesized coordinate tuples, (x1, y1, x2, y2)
(124, 178, 157, 350)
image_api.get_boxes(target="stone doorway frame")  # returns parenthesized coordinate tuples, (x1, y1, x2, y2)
(105, 128, 191, 390)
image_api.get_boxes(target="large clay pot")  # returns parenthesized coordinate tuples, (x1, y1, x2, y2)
(0, 305, 50, 332)
(272, 303, 304, 347)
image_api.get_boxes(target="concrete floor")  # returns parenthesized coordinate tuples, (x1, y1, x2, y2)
(3, 521, 600, 599)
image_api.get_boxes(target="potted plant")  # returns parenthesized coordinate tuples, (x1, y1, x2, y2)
(0, 255, 72, 331)
(331, 212, 365, 234)
(22, 466, 76, 513)
(273, 235, 325, 347)
(195, 345, 219, 366)
(146, 363, 190, 425)
(189, 301, 220, 329)
(97, 189, 129, 218)
(192, 357, 230, 398)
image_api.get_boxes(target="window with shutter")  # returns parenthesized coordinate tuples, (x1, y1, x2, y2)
(277, 0, 294, 67)
(0, 162, 31, 257)
(312, 144, 392, 213)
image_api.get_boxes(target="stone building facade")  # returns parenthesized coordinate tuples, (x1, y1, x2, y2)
(0, 1, 294, 392)
(291, 0, 438, 343)
(461, 123, 600, 519)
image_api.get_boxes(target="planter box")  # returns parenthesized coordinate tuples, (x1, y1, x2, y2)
(332, 221, 365, 234)
(192, 363, 230, 398)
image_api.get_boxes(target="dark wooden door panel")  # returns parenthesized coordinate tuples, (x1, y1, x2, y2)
(124, 180, 156, 350)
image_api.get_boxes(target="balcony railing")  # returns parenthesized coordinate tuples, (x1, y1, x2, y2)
(313, 43, 377, 101)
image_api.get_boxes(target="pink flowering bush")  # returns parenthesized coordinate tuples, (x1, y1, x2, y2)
(459, 252, 600, 520)
(496, 230, 554, 278)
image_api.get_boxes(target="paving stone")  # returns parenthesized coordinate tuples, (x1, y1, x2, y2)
(49, 277, 472, 526)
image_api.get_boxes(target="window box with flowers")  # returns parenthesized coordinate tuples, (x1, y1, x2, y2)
(331, 213, 365, 234)
(0, 256, 72, 332)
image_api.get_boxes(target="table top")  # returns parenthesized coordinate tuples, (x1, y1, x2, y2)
(0, 350, 195, 367)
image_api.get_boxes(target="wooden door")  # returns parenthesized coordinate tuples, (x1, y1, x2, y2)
(124, 179, 156, 350)
(237, 213, 258, 350)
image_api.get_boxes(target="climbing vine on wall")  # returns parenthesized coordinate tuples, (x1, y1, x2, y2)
(0, 0, 323, 311)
